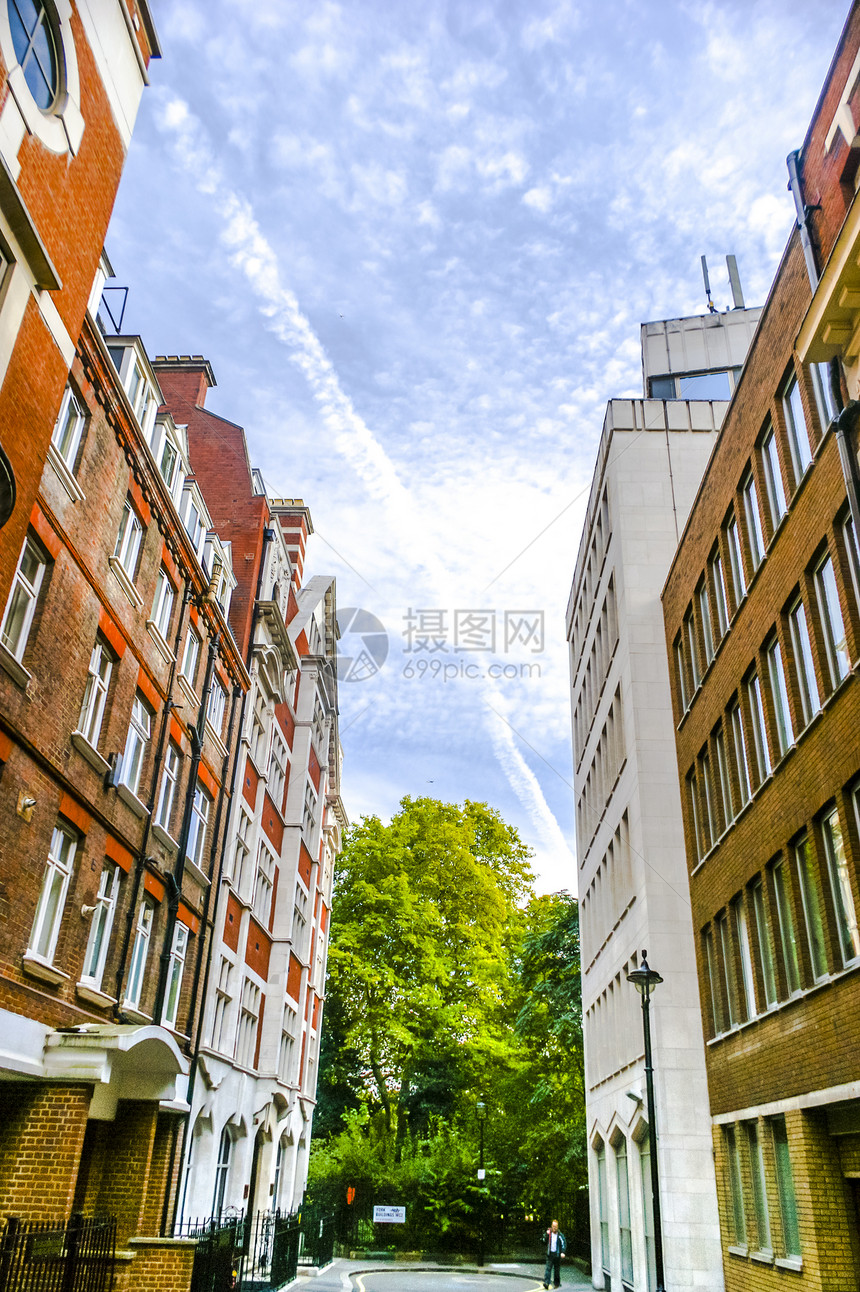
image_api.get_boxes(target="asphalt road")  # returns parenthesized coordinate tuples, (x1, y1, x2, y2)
(352, 1274, 544, 1292)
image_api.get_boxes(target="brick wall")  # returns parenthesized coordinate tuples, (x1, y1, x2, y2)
(114, 1238, 197, 1292)
(0, 1082, 91, 1220)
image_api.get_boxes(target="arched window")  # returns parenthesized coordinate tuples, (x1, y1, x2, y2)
(213, 1127, 232, 1217)
(8, 0, 58, 110)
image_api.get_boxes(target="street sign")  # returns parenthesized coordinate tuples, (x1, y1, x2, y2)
(373, 1206, 406, 1224)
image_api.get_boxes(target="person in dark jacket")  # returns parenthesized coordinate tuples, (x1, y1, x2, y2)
(543, 1219, 566, 1289)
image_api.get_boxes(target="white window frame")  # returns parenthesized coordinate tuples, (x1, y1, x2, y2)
(747, 673, 771, 782)
(81, 861, 120, 988)
(730, 702, 751, 808)
(795, 835, 828, 981)
(727, 515, 747, 604)
(51, 385, 86, 470)
(164, 922, 190, 1029)
(783, 376, 812, 482)
(155, 743, 180, 832)
(761, 426, 787, 527)
(236, 978, 261, 1069)
(743, 473, 765, 569)
(698, 579, 714, 665)
(125, 899, 154, 1009)
(1, 535, 47, 662)
(230, 808, 253, 890)
(121, 694, 152, 796)
(766, 638, 793, 757)
(212, 955, 234, 1052)
(789, 599, 820, 726)
(822, 808, 860, 965)
(113, 499, 143, 581)
(151, 568, 175, 641)
(78, 639, 112, 748)
(181, 626, 201, 687)
(187, 785, 212, 870)
(207, 677, 227, 735)
(253, 841, 276, 925)
(711, 548, 729, 638)
(269, 729, 287, 808)
(815, 554, 850, 687)
(29, 824, 77, 963)
(812, 361, 837, 430)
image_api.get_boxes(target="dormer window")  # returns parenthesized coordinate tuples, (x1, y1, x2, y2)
(107, 343, 159, 440)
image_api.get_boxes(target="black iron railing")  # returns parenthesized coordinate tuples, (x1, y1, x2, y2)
(0, 1215, 116, 1292)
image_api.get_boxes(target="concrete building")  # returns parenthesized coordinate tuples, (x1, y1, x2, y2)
(154, 359, 345, 1222)
(566, 302, 760, 1291)
(662, 4, 860, 1288)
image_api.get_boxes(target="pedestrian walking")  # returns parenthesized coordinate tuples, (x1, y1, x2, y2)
(542, 1218, 566, 1289)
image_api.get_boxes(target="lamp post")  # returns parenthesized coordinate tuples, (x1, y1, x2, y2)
(476, 1100, 487, 1268)
(626, 950, 666, 1292)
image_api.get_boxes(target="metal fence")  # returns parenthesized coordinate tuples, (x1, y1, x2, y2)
(0, 1214, 116, 1292)
(296, 1207, 333, 1270)
(177, 1211, 305, 1292)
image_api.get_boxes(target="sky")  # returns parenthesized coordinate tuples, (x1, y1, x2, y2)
(107, 0, 850, 894)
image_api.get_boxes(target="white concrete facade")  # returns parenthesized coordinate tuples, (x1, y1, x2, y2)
(566, 309, 760, 1292)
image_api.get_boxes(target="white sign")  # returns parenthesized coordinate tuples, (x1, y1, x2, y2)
(373, 1206, 406, 1224)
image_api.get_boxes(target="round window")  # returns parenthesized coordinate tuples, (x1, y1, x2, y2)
(8, 0, 58, 112)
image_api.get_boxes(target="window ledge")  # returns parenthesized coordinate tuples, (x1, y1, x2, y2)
(151, 822, 178, 853)
(0, 640, 30, 689)
(120, 1003, 152, 1024)
(205, 719, 228, 762)
(775, 1257, 803, 1272)
(185, 856, 210, 890)
(177, 672, 199, 712)
(750, 1249, 774, 1266)
(117, 781, 149, 818)
(109, 557, 143, 610)
(22, 952, 69, 986)
(76, 980, 116, 1008)
(727, 1246, 748, 1259)
(70, 730, 110, 776)
(47, 441, 85, 504)
(147, 620, 175, 666)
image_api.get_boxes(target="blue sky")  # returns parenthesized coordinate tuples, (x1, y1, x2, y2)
(108, 0, 849, 893)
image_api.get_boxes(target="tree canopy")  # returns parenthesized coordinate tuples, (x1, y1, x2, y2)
(311, 797, 586, 1247)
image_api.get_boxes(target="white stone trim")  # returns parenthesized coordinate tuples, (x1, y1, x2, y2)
(0, 0, 84, 157)
(711, 1079, 860, 1126)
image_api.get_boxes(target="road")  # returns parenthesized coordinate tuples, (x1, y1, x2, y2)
(344, 1266, 592, 1292)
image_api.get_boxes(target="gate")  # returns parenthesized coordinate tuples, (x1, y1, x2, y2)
(0, 1214, 116, 1292)
(181, 1216, 244, 1292)
(241, 1212, 299, 1290)
(297, 1207, 333, 1269)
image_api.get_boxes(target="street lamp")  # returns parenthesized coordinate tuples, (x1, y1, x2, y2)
(626, 950, 666, 1292)
(476, 1100, 487, 1268)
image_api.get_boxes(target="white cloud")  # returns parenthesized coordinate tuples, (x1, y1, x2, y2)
(523, 185, 553, 213)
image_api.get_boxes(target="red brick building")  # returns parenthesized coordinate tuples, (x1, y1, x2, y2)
(154, 358, 345, 1220)
(662, 4, 860, 1287)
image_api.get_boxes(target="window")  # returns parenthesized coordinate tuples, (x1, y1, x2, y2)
(151, 569, 175, 641)
(711, 548, 729, 638)
(674, 635, 690, 711)
(727, 514, 746, 604)
(180, 487, 205, 553)
(120, 694, 151, 797)
(78, 640, 112, 748)
(236, 978, 261, 1068)
(616, 1138, 633, 1286)
(795, 836, 827, 981)
(743, 473, 765, 569)
(789, 600, 820, 725)
(126, 900, 154, 1009)
(733, 896, 756, 1019)
(746, 1122, 771, 1253)
(253, 843, 275, 925)
(716, 912, 737, 1028)
(251, 690, 268, 766)
(81, 862, 120, 988)
(181, 627, 201, 687)
(230, 810, 253, 891)
(113, 499, 143, 580)
(155, 743, 180, 832)
(303, 782, 317, 837)
(747, 673, 771, 783)
(187, 786, 212, 870)
(212, 956, 234, 1052)
(1, 535, 47, 661)
(704, 926, 724, 1034)
(596, 1144, 610, 1277)
(51, 386, 85, 470)
(750, 879, 777, 1008)
(766, 638, 793, 756)
(725, 1125, 746, 1246)
(29, 824, 76, 961)
(279, 999, 299, 1082)
(213, 1127, 231, 1217)
(158, 435, 178, 491)
(730, 702, 751, 807)
(812, 361, 837, 429)
(771, 1117, 801, 1258)
(715, 725, 734, 828)
(164, 922, 189, 1029)
(761, 426, 787, 527)
(846, 514, 860, 595)
(772, 859, 801, 995)
(821, 809, 860, 964)
(815, 555, 850, 687)
(269, 730, 287, 808)
(686, 770, 702, 862)
(700, 750, 716, 850)
(684, 608, 701, 689)
(10, 0, 59, 110)
(783, 376, 812, 481)
(698, 579, 714, 665)
(207, 678, 227, 735)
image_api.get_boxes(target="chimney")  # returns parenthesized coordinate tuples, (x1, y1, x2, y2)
(152, 355, 217, 411)
(269, 498, 313, 586)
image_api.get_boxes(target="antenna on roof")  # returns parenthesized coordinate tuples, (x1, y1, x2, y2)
(701, 255, 717, 313)
(726, 254, 745, 309)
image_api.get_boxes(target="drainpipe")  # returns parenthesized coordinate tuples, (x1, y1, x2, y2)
(786, 149, 819, 289)
(152, 633, 219, 1025)
(828, 361, 860, 538)
(114, 580, 191, 1012)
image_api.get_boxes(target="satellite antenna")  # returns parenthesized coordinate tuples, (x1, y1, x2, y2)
(701, 255, 717, 313)
(726, 254, 745, 309)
